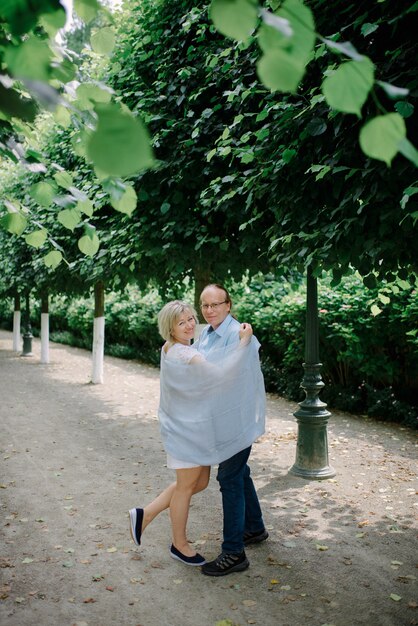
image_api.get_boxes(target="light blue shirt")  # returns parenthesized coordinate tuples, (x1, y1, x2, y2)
(195, 314, 240, 360)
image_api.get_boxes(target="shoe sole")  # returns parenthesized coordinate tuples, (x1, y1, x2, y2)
(244, 531, 269, 546)
(170, 552, 206, 567)
(202, 558, 249, 576)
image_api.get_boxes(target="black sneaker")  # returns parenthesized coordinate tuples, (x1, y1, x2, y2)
(243, 528, 269, 546)
(201, 551, 249, 577)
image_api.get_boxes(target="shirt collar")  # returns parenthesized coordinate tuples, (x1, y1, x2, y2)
(209, 314, 233, 337)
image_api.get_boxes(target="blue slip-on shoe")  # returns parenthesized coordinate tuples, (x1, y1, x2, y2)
(129, 508, 144, 546)
(170, 544, 206, 566)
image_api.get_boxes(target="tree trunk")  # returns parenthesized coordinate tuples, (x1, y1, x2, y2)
(13, 292, 21, 352)
(40, 292, 49, 364)
(193, 265, 212, 323)
(92, 281, 105, 384)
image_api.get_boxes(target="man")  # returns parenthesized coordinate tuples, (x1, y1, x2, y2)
(195, 283, 268, 576)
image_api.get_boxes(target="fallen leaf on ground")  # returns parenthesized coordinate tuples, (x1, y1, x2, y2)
(22, 558, 34, 563)
(106, 547, 117, 553)
(106, 586, 114, 592)
(83, 597, 97, 603)
(316, 544, 329, 551)
(243, 600, 256, 606)
(390, 593, 402, 602)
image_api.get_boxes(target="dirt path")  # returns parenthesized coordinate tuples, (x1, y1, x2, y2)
(0, 330, 417, 626)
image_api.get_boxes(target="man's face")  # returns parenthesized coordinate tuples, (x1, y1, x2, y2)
(200, 286, 230, 329)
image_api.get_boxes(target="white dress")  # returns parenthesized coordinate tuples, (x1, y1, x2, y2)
(164, 343, 204, 469)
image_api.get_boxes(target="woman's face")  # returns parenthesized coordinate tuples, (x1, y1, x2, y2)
(171, 310, 196, 345)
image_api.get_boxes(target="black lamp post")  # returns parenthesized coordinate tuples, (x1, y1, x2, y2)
(289, 266, 335, 479)
(21, 292, 33, 357)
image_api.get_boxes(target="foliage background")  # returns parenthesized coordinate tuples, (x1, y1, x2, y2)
(0, 275, 416, 427)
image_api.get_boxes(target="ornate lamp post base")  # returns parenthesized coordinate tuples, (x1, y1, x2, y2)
(21, 292, 33, 357)
(289, 362, 335, 479)
(21, 329, 34, 357)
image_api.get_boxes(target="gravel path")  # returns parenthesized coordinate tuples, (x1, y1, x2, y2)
(0, 329, 417, 626)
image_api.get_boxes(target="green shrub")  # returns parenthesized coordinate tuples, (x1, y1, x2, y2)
(0, 276, 416, 427)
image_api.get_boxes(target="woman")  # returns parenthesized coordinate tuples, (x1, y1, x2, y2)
(129, 300, 253, 566)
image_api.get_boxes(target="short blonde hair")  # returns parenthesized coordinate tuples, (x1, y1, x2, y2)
(157, 300, 198, 342)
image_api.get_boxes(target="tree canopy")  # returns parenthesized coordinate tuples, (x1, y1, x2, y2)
(0, 0, 416, 299)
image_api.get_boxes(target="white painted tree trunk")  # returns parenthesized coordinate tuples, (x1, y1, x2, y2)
(13, 311, 21, 352)
(40, 313, 49, 364)
(92, 316, 105, 384)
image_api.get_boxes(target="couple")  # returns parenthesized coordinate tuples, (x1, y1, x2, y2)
(129, 284, 268, 576)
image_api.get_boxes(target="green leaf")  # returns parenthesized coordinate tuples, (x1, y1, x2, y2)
(1, 213, 27, 235)
(87, 103, 154, 177)
(91, 27, 116, 56)
(110, 185, 137, 216)
(53, 105, 72, 128)
(258, 23, 290, 54)
(361, 23, 379, 37)
(77, 199, 94, 217)
(54, 171, 73, 190)
(57, 208, 81, 231)
(241, 151, 254, 163)
(25, 229, 47, 248)
(257, 49, 305, 93)
(282, 148, 296, 163)
(322, 58, 374, 116)
(76, 83, 112, 110)
(5, 35, 52, 81)
(370, 304, 382, 317)
(52, 58, 77, 84)
(43, 250, 62, 269)
(74, 0, 100, 23)
(39, 9, 67, 37)
(359, 114, 406, 165)
(398, 138, 418, 167)
(279, 0, 316, 65)
(395, 101, 414, 119)
(29, 182, 55, 207)
(78, 232, 100, 256)
(209, 0, 258, 42)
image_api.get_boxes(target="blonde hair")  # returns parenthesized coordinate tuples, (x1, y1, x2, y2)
(157, 300, 198, 342)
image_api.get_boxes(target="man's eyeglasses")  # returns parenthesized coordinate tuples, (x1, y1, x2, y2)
(200, 301, 227, 311)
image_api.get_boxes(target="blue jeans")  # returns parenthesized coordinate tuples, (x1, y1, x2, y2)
(217, 446, 264, 554)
